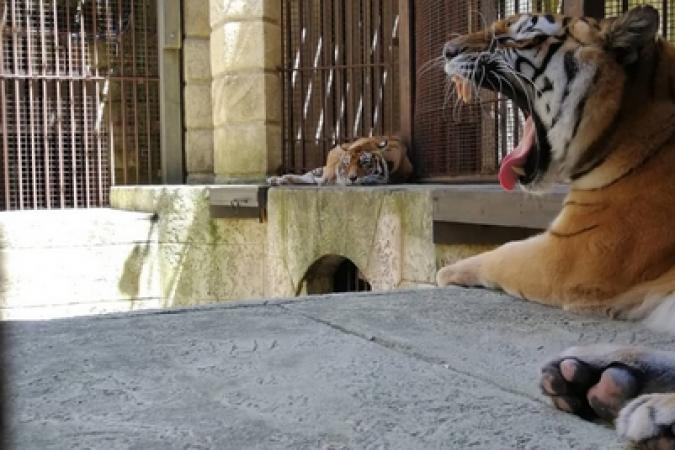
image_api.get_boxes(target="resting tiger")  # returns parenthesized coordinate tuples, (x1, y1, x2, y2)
(267, 137, 412, 186)
(437, 6, 675, 447)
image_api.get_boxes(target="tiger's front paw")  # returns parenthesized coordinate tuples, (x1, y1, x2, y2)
(267, 175, 288, 186)
(436, 257, 484, 287)
(617, 394, 675, 449)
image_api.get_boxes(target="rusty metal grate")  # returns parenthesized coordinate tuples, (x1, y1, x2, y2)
(413, 0, 552, 181)
(606, 1, 674, 42)
(0, 0, 161, 210)
(280, 0, 400, 174)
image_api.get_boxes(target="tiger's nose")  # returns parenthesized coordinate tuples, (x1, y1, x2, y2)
(443, 42, 462, 60)
(349, 174, 358, 182)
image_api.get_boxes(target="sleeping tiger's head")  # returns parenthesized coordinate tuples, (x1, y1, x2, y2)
(335, 137, 392, 185)
(444, 6, 671, 191)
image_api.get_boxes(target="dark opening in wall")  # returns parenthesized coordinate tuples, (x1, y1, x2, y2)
(333, 259, 371, 293)
(299, 255, 372, 295)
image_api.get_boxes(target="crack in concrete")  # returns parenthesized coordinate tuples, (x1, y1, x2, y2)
(276, 302, 550, 408)
(83, 289, 449, 322)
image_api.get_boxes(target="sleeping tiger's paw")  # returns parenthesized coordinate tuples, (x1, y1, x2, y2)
(267, 175, 291, 186)
(540, 345, 675, 424)
(436, 257, 484, 287)
(616, 394, 675, 449)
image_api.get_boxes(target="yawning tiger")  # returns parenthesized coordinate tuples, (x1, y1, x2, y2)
(437, 6, 675, 447)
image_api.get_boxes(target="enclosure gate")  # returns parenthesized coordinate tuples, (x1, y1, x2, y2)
(281, 0, 401, 174)
(0, 0, 161, 210)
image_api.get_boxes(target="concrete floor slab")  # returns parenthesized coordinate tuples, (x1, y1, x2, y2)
(5, 288, 674, 449)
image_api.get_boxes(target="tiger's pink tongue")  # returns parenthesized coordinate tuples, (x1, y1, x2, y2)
(499, 116, 535, 191)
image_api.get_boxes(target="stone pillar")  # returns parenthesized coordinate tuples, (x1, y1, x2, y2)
(209, 1, 283, 184)
(183, 0, 215, 184)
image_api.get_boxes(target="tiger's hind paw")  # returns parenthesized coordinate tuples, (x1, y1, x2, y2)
(540, 345, 675, 422)
(617, 394, 675, 449)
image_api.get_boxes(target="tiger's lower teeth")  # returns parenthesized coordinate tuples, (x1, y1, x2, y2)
(512, 166, 526, 176)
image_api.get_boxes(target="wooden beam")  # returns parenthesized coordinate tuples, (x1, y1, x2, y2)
(433, 222, 542, 245)
(563, 0, 605, 19)
(432, 185, 566, 230)
(208, 185, 269, 221)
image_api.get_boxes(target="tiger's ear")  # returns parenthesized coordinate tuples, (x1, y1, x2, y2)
(603, 5, 659, 65)
(377, 139, 388, 149)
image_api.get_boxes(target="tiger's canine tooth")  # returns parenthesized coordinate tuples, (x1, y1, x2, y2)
(451, 75, 472, 103)
(461, 79, 473, 103)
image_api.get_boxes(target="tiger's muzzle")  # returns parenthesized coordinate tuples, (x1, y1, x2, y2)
(442, 34, 551, 191)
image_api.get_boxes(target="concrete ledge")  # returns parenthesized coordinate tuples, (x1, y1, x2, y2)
(0, 298, 163, 321)
(107, 184, 564, 304)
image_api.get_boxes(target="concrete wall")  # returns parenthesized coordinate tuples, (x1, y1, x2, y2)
(111, 186, 267, 306)
(0, 186, 489, 320)
(265, 187, 439, 297)
(0, 209, 161, 320)
(110, 186, 487, 302)
(110, 186, 442, 302)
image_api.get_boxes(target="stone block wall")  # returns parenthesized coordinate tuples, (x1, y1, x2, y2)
(181, 0, 284, 184)
(183, 0, 214, 183)
(209, 0, 283, 183)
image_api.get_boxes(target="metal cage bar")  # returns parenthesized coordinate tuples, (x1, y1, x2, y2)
(280, 0, 401, 175)
(0, 0, 161, 210)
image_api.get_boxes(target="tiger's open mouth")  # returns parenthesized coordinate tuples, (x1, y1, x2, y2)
(451, 75, 540, 191)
